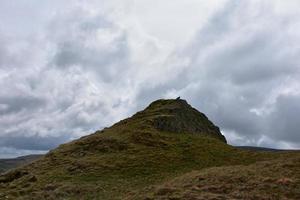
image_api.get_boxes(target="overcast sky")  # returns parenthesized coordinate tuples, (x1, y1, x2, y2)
(0, 0, 299, 158)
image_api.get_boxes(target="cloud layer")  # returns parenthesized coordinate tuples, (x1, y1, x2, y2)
(0, 0, 299, 157)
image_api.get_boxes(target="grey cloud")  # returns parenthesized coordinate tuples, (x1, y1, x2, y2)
(0, 96, 46, 115)
(204, 36, 299, 85)
(268, 94, 300, 143)
(48, 9, 131, 83)
(0, 37, 16, 69)
(53, 35, 129, 82)
(0, 134, 69, 151)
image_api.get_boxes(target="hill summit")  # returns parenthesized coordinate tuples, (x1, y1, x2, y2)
(117, 99, 226, 143)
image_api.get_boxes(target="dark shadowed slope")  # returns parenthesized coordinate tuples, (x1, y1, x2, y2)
(0, 99, 299, 200)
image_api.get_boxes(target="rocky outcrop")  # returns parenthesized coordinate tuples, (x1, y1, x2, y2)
(132, 99, 227, 143)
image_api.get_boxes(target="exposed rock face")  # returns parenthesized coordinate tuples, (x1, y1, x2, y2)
(130, 99, 227, 143)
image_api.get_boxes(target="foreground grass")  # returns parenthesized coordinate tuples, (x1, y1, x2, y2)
(131, 153, 300, 200)
(0, 129, 289, 200)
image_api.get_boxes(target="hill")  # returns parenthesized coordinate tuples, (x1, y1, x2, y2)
(0, 155, 43, 174)
(235, 146, 287, 152)
(0, 99, 299, 199)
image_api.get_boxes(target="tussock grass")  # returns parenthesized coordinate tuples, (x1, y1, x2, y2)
(131, 154, 300, 200)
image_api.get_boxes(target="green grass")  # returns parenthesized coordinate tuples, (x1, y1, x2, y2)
(132, 153, 300, 200)
(0, 129, 286, 200)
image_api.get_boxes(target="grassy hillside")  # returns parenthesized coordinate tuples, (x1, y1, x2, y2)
(131, 152, 300, 200)
(0, 99, 299, 200)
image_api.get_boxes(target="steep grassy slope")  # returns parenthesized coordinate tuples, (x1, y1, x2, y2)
(0, 99, 298, 199)
(0, 155, 43, 174)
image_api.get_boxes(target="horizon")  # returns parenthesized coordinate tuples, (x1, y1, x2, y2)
(0, 0, 300, 158)
(0, 98, 299, 159)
